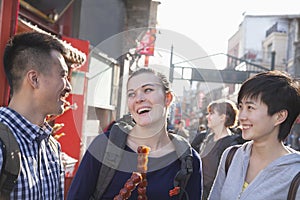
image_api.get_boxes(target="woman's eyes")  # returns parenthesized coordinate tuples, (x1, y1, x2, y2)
(247, 105, 255, 110)
(127, 88, 154, 98)
(127, 93, 135, 98)
(144, 88, 154, 93)
(238, 104, 255, 110)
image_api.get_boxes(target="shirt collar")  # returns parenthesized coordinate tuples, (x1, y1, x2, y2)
(0, 107, 53, 143)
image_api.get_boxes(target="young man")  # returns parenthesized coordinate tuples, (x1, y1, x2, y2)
(0, 32, 72, 199)
(209, 70, 300, 200)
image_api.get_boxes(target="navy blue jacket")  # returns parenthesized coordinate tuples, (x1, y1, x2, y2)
(67, 132, 202, 200)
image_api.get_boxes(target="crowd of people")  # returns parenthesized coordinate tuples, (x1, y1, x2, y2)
(0, 31, 299, 200)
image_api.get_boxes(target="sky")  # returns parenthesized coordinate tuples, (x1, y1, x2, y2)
(155, 0, 300, 69)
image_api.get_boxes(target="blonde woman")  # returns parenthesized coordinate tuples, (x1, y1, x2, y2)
(68, 68, 202, 200)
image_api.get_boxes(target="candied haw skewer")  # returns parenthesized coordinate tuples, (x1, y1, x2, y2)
(113, 172, 142, 200)
(113, 145, 150, 200)
(137, 145, 150, 173)
(137, 145, 150, 200)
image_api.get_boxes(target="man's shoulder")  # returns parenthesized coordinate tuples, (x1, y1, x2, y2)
(0, 107, 21, 128)
(0, 107, 9, 121)
(0, 106, 12, 116)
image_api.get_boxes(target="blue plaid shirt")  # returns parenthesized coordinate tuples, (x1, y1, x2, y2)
(0, 107, 64, 199)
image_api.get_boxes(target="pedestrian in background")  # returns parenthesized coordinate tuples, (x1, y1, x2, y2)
(197, 99, 244, 200)
(191, 124, 208, 151)
(0, 32, 71, 199)
(174, 119, 190, 141)
(209, 70, 300, 200)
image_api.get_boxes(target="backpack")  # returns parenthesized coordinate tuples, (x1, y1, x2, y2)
(0, 122, 59, 200)
(0, 122, 21, 200)
(89, 115, 194, 200)
(225, 146, 300, 200)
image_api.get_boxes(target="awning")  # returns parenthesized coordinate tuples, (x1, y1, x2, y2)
(18, 18, 86, 67)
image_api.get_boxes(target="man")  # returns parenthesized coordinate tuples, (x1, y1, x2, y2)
(174, 119, 190, 141)
(209, 70, 300, 200)
(0, 31, 72, 199)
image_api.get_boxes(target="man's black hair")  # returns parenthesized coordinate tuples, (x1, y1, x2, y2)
(3, 31, 66, 94)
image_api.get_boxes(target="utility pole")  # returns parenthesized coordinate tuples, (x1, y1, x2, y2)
(169, 45, 174, 83)
(168, 45, 175, 124)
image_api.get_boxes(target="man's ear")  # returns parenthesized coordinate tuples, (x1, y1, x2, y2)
(274, 109, 288, 126)
(27, 70, 39, 89)
(165, 92, 173, 106)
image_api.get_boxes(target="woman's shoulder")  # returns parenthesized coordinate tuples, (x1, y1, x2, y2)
(84, 132, 111, 161)
(88, 132, 109, 147)
(277, 148, 300, 167)
(222, 141, 252, 158)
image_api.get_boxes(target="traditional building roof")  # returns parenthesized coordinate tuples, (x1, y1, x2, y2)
(19, 18, 86, 66)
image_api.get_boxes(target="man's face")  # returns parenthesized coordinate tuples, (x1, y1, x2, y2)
(37, 50, 72, 116)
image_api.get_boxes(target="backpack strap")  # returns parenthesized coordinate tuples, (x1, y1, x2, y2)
(0, 122, 21, 200)
(168, 133, 193, 200)
(287, 171, 300, 200)
(225, 146, 239, 176)
(90, 120, 132, 200)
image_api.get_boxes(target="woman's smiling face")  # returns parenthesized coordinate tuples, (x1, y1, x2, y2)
(127, 72, 168, 127)
(238, 97, 278, 142)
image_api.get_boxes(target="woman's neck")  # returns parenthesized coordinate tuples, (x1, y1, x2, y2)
(127, 125, 175, 156)
(212, 126, 231, 141)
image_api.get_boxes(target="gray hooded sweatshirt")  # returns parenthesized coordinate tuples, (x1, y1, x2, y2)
(209, 141, 300, 200)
